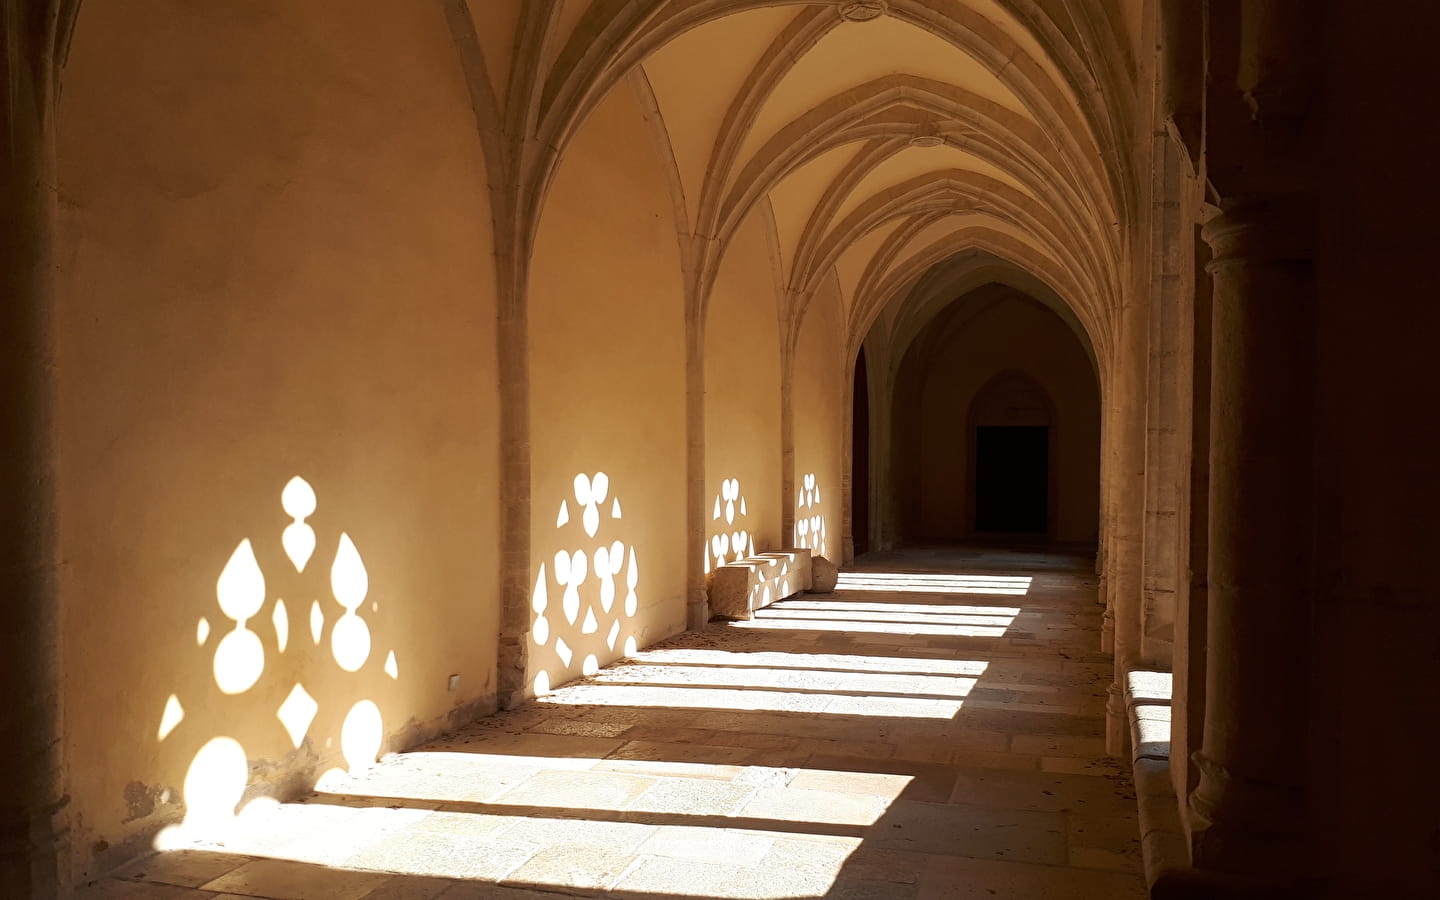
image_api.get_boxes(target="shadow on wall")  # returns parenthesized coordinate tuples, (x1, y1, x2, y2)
(153, 477, 402, 849)
(530, 473, 642, 696)
(795, 472, 828, 557)
(705, 477, 754, 573)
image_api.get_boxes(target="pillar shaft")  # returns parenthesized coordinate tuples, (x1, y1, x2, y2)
(1188, 199, 1312, 879)
(1, 6, 64, 894)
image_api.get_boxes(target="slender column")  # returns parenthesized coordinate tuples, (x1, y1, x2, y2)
(1, 6, 64, 895)
(1104, 286, 1148, 754)
(1186, 198, 1312, 882)
(685, 316, 709, 629)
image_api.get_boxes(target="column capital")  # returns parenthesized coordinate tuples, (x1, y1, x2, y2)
(1202, 197, 1313, 268)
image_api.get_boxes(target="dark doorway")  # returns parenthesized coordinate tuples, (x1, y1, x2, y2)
(852, 347, 870, 555)
(975, 426, 1048, 533)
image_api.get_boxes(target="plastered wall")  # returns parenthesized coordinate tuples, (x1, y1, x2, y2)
(897, 293, 1099, 542)
(704, 208, 782, 572)
(526, 82, 689, 695)
(792, 277, 847, 561)
(53, 1, 501, 878)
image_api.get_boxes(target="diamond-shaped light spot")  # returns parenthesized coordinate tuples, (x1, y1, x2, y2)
(277, 683, 319, 749)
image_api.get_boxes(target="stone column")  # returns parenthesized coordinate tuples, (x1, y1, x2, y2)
(1104, 286, 1148, 754)
(1186, 197, 1312, 883)
(0, 6, 66, 896)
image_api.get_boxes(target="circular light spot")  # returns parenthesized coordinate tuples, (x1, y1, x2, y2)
(281, 476, 317, 519)
(341, 700, 383, 774)
(533, 614, 550, 645)
(332, 613, 372, 672)
(213, 628, 265, 695)
(182, 737, 248, 830)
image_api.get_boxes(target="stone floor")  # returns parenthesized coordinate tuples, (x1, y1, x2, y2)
(86, 546, 1143, 899)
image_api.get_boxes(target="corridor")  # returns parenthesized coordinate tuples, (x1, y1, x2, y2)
(91, 548, 1143, 900)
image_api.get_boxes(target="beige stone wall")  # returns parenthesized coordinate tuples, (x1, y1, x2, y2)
(792, 277, 847, 561)
(899, 295, 1099, 542)
(526, 83, 688, 695)
(704, 208, 782, 572)
(53, 1, 501, 878)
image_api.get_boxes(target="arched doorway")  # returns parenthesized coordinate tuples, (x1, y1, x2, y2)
(969, 371, 1053, 536)
(851, 346, 871, 556)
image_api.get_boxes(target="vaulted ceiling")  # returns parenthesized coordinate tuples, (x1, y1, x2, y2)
(462, 0, 1143, 368)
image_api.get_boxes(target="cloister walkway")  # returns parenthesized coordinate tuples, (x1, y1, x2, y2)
(91, 547, 1145, 899)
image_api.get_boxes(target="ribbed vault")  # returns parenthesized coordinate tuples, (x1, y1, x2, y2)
(457, 0, 1139, 372)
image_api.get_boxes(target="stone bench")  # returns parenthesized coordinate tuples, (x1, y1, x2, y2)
(1124, 669, 1189, 891)
(708, 549, 812, 620)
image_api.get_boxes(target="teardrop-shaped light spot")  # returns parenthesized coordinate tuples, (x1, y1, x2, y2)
(533, 614, 550, 645)
(607, 620, 621, 651)
(725, 500, 735, 524)
(331, 533, 368, 611)
(272, 599, 290, 653)
(609, 541, 625, 575)
(582, 654, 600, 676)
(534, 671, 551, 695)
(582, 607, 599, 634)
(599, 574, 616, 613)
(740, 498, 747, 516)
(627, 548, 639, 590)
(555, 638, 573, 667)
(554, 551, 571, 585)
(158, 695, 185, 741)
(591, 472, 609, 504)
(563, 584, 581, 626)
(594, 545, 610, 577)
(573, 473, 593, 506)
(533, 565, 549, 612)
(557, 500, 570, 528)
(384, 650, 399, 680)
(197, 617, 211, 646)
(583, 503, 600, 538)
(624, 636, 639, 656)
(713, 497, 722, 520)
(611, 498, 622, 519)
(310, 600, 325, 644)
(815, 486, 822, 503)
(571, 550, 589, 583)
(283, 523, 316, 573)
(217, 540, 266, 623)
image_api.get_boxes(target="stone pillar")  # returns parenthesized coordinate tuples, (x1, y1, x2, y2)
(0, 6, 66, 896)
(1104, 287, 1148, 755)
(1186, 197, 1312, 883)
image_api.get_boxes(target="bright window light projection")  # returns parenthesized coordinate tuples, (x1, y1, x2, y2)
(835, 572, 1033, 595)
(794, 472, 827, 557)
(152, 563, 1030, 895)
(706, 477, 753, 573)
(531, 472, 640, 696)
(154, 476, 401, 850)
